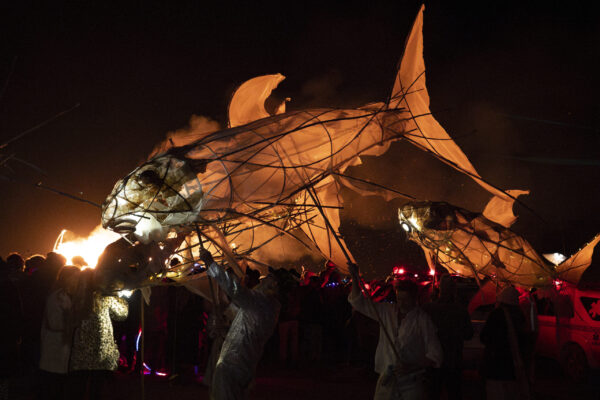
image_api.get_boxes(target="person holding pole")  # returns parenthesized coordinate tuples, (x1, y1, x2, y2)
(199, 249, 280, 400)
(347, 263, 442, 400)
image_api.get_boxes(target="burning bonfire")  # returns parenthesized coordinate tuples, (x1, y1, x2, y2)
(53, 225, 121, 268)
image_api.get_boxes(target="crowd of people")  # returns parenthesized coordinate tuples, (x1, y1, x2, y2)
(0, 252, 129, 400)
(0, 247, 537, 400)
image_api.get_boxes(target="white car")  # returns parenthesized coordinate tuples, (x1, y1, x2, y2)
(534, 283, 600, 381)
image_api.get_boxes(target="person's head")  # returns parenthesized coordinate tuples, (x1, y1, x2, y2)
(45, 252, 67, 270)
(55, 266, 81, 295)
(254, 274, 279, 297)
(6, 253, 25, 272)
(393, 279, 419, 314)
(324, 260, 336, 270)
(71, 256, 88, 269)
(25, 255, 46, 275)
(498, 286, 520, 307)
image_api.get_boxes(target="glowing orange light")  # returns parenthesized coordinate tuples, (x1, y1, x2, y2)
(53, 225, 121, 268)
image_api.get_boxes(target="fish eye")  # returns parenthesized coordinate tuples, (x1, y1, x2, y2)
(137, 169, 162, 186)
(401, 222, 411, 233)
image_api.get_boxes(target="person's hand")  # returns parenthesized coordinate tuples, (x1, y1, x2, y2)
(199, 248, 215, 266)
(347, 262, 359, 278)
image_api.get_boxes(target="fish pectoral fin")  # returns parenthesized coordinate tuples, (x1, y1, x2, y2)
(228, 74, 286, 128)
(482, 189, 529, 228)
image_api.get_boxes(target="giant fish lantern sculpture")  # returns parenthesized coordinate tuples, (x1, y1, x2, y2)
(398, 194, 600, 288)
(99, 6, 510, 293)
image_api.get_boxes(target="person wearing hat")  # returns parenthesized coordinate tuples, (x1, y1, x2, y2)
(199, 249, 280, 400)
(480, 286, 531, 400)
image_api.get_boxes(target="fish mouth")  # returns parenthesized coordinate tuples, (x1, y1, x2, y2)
(105, 218, 138, 234)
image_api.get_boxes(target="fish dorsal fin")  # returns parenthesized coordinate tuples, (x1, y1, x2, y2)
(482, 189, 529, 228)
(228, 74, 286, 128)
(557, 234, 600, 284)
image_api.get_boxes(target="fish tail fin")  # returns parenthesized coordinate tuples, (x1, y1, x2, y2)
(388, 4, 426, 110)
(556, 234, 600, 284)
(387, 4, 510, 200)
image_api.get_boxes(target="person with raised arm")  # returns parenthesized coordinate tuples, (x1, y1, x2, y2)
(199, 249, 280, 400)
(347, 263, 442, 400)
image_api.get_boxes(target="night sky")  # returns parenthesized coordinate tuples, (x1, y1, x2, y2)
(1, 1, 598, 275)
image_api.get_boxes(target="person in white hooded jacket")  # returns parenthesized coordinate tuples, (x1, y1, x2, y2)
(199, 249, 280, 400)
(347, 263, 442, 400)
(39, 266, 80, 400)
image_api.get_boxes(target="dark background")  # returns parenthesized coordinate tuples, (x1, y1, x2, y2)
(0, 1, 598, 277)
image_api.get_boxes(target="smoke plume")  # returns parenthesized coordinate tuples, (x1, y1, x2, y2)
(149, 115, 221, 158)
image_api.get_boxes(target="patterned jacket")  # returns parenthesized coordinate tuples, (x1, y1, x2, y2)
(70, 294, 128, 371)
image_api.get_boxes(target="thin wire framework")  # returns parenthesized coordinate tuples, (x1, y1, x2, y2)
(99, 6, 525, 288)
(98, 81, 524, 289)
(100, 102, 424, 280)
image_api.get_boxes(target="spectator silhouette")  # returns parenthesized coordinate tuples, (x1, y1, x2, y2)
(480, 286, 531, 400)
(422, 274, 473, 400)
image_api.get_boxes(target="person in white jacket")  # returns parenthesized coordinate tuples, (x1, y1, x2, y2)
(39, 266, 80, 399)
(199, 249, 280, 400)
(347, 263, 442, 400)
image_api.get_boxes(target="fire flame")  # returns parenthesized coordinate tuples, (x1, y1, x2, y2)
(53, 225, 121, 268)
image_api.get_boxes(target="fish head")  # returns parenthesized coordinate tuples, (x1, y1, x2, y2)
(398, 201, 470, 245)
(102, 153, 208, 243)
